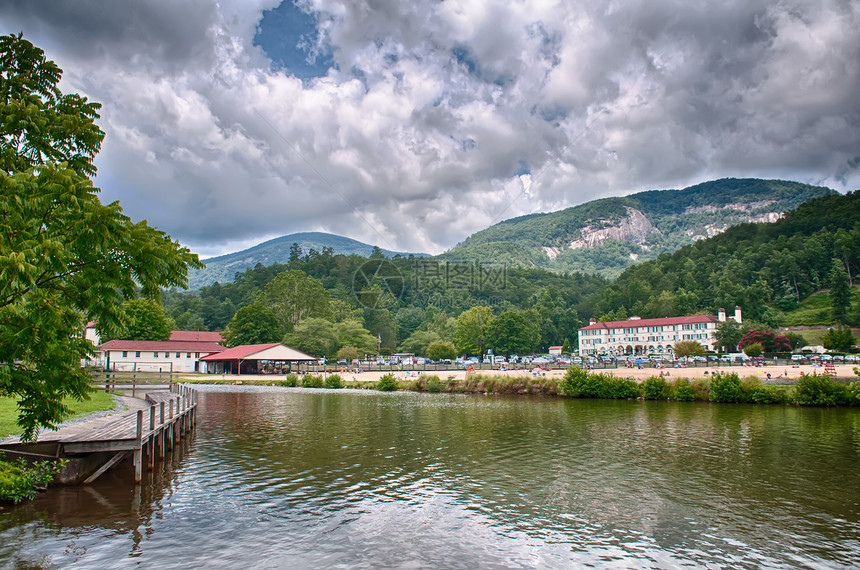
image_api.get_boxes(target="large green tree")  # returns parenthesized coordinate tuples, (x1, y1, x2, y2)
(714, 321, 744, 352)
(259, 269, 331, 334)
(223, 303, 280, 347)
(283, 317, 339, 357)
(454, 306, 495, 356)
(486, 310, 539, 356)
(0, 35, 201, 439)
(117, 298, 174, 341)
(828, 258, 851, 323)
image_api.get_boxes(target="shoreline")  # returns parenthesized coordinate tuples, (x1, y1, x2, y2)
(181, 363, 859, 385)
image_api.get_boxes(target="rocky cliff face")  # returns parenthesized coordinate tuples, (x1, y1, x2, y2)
(542, 207, 659, 259)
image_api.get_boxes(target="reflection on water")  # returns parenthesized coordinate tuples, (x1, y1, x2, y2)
(1, 386, 859, 568)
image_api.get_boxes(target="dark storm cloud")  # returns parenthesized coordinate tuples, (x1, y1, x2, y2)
(1, 0, 857, 257)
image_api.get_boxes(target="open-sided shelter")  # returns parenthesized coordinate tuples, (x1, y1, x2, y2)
(199, 343, 317, 374)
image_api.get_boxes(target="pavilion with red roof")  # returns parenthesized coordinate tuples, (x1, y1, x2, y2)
(199, 343, 317, 374)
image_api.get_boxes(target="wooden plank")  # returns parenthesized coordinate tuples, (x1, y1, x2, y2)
(83, 451, 130, 484)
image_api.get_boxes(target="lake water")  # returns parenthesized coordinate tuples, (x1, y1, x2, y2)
(1, 386, 859, 568)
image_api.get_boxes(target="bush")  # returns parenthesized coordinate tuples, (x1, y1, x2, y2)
(559, 367, 639, 399)
(277, 373, 299, 387)
(794, 374, 850, 406)
(710, 372, 744, 403)
(690, 378, 710, 401)
(670, 379, 695, 401)
(324, 374, 343, 389)
(423, 375, 442, 393)
(377, 373, 398, 392)
(0, 454, 64, 504)
(849, 382, 860, 405)
(749, 385, 790, 404)
(301, 374, 324, 388)
(558, 366, 593, 398)
(642, 376, 670, 400)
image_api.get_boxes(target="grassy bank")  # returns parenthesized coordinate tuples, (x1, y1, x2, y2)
(182, 369, 860, 407)
(0, 391, 117, 439)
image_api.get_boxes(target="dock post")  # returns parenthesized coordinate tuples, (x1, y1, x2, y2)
(168, 399, 174, 449)
(134, 410, 143, 483)
(149, 406, 156, 470)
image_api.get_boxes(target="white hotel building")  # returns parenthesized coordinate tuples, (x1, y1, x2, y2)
(578, 307, 742, 357)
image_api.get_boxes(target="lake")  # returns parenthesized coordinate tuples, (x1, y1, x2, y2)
(1, 386, 859, 568)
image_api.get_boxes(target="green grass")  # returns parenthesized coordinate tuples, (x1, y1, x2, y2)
(0, 391, 117, 438)
(777, 287, 860, 326)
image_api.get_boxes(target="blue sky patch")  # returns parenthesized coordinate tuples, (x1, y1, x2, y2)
(254, 1, 334, 79)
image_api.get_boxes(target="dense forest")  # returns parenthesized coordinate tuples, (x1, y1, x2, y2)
(163, 249, 607, 356)
(445, 178, 835, 276)
(593, 192, 860, 326)
(157, 191, 859, 358)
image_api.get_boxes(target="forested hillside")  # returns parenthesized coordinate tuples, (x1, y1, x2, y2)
(164, 250, 607, 356)
(592, 191, 860, 326)
(159, 186, 856, 359)
(189, 232, 426, 289)
(444, 178, 835, 276)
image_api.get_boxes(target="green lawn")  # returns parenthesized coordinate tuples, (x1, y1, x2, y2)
(777, 286, 860, 327)
(0, 390, 117, 438)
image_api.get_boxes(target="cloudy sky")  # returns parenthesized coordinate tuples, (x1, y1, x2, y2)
(2, 0, 859, 258)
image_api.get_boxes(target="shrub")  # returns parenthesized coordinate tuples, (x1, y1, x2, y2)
(377, 373, 398, 391)
(670, 379, 695, 401)
(301, 374, 324, 388)
(0, 454, 64, 504)
(277, 373, 299, 387)
(423, 375, 442, 393)
(794, 374, 850, 406)
(559, 368, 639, 399)
(690, 378, 710, 401)
(749, 385, 789, 404)
(710, 372, 743, 403)
(848, 382, 860, 406)
(743, 343, 764, 358)
(604, 376, 641, 399)
(642, 376, 670, 400)
(324, 374, 343, 389)
(559, 366, 589, 397)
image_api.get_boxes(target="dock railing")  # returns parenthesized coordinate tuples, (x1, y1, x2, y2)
(91, 363, 175, 397)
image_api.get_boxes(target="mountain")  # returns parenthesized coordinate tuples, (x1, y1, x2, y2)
(441, 178, 837, 276)
(189, 232, 426, 289)
(593, 190, 860, 325)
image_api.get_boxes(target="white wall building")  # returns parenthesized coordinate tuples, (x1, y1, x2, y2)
(99, 340, 226, 373)
(578, 307, 742, 356)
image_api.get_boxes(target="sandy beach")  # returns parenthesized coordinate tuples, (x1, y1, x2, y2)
(193, 363, 859, 384)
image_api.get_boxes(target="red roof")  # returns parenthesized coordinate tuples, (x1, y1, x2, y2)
(99, 340, 226, 353)
(580, 315, 719, 331)
(169, 330, 224, 342)
(200, 343, 280, 360)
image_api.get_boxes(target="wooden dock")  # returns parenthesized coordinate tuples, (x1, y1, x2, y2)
(0, 384, 198, 484)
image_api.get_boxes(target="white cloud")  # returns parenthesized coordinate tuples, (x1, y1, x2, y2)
(1, 0, 858, 257)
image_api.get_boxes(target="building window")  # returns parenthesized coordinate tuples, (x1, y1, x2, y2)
(122, 351, 127, 357)
(186, 353, 191, 358)
(176, 352, 180, 358)
(154, 352, 158, 358)
(135, 351, 140, 358)
(165, 352, 170, 358)
(195, 353, 200, 358)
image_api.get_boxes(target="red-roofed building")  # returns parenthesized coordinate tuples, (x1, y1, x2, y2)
(200, 343, 317, 374)
(169, 330, 224, 343)
(578, 307, 742, 356)
(99, 340, 226, 372)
